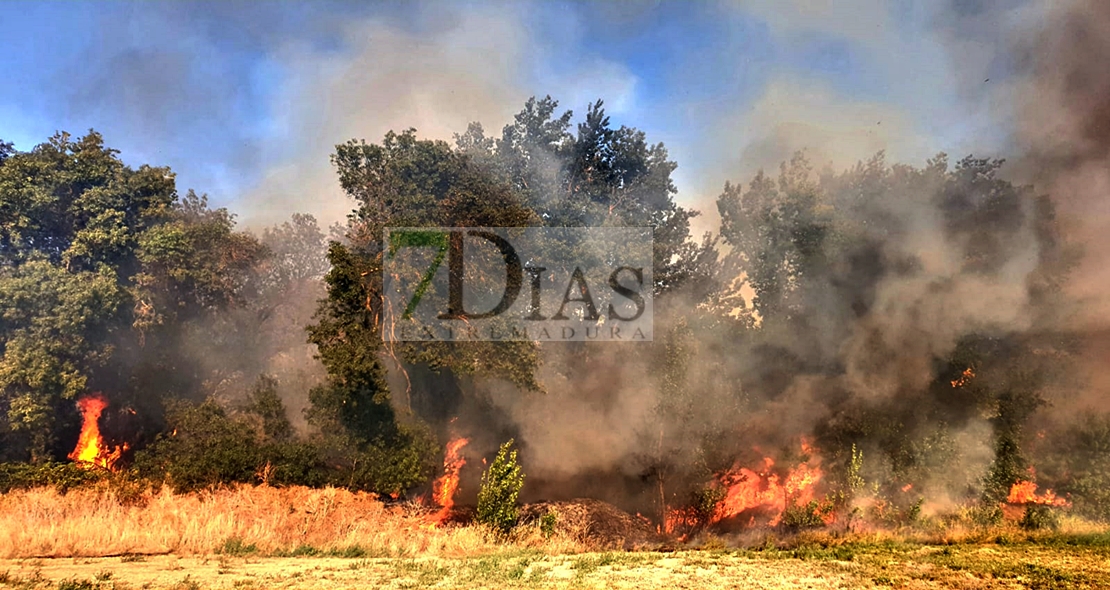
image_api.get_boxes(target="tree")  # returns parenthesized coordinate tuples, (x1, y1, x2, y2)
(305, 242, 437, 494)
(716, 150, 1075, 504)
(245, 374, 293, 442)
(477, 439, 525, 534)
(0, 131, 268, 462)
(258, 213, 328, 300)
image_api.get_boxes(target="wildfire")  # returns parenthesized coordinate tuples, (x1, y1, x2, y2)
(1007, 480, 1070, 507)
(429, 436, 469, 524)
(665, 439, 827, 534)
(951, 367, 975, 388)
(68, 392, 126, 471)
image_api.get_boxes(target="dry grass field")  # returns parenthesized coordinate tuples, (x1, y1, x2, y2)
(3, 485, 1110, 589)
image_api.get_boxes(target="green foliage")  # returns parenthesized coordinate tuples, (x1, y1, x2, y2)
(217, 536, 259, 556)
(690, 484, 727, 523)
(258, 212, 328, 295)
(0, 131, 268, 463)
(133, 399, 262, 491)
(847, 444, 865, 494)
(781, 500, 834, 530)
(983, 430, 1026, 505)
(1021, 505, 1061, 531)
(134, 397, 334, 491)
(245, 375, 293, 442)
(0, 462, 106, 493)
(328, 425, 438, 495)
(305, 243, 438, 494)
(539, 511, 557, 538)
(477, 439, 525, 534)
(968, 503, 1004, 527)
(906, 498, 924, 523)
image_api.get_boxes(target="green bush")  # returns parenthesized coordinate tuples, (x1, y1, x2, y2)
(318, 422, 438, 495)
(781, 500, 832, 530)
(539, 511, 557, 538)
(0, 462, 106, 493)
(1020, 505, 1060, 531)
(217, 536, 259, 556)
(133, 399, 262, 491)
(262, 441, 331, 488)
(691, 484, 727, 524)
(477, 439, 525, 534)
(968, 503, 1004, 527)
(245, 374, 294, 442)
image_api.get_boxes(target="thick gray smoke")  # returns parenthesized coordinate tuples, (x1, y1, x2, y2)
(52, 0, 1103, 513)
(1005, 0, 1110, 420)
(428, 1, 1110, 512)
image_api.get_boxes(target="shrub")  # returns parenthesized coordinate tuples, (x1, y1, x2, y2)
(539, 511, 557, 538)
(968, 503, 1004, 527)
(244, 374, 294, 442)
(0, 461, 106, 493)
(1020, 505, 1060, 531)
(261, 441, 330, 488)
(322, 423, 438, 495)
(781, 500, 832, 530)
(847, 444, 865, 493)
(133, 399, 262, 491)
(477, 439, 525, 534)
(217, 536, 259, 556)
(691, 484, 727, 524)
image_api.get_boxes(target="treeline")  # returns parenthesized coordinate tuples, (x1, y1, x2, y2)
(2, 96, 1109, 522)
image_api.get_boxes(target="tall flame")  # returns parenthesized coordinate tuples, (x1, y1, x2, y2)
(68, 392, 125, 470)
(430, 436, 469, 524)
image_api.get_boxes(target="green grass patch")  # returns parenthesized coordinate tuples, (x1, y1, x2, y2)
(216, 536, 259, 556)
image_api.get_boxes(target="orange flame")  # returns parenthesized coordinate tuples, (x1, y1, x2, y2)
(951, 367, 975, 388)
(665, 439, 827, 534)
(1006, 480, 1070, 507)
(68, 393, 126, 471)
(429, 436, 469, 524)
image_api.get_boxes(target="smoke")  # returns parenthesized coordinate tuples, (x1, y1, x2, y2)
(239, 3, 637, 229)
(13, 0, 1109, 514)
(1011, 0, 1110, 326)
(197, 0, 1110, 514)
(433, 0, 1110, 511)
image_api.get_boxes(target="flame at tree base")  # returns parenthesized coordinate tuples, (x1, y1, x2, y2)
(68, 392, 127, 471)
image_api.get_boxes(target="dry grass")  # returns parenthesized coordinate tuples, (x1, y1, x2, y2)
(0, 484, 588, 559)
(6, 485, 1110, 588)
(5, 542, 1110, 589)
(0, 553, 867, 589)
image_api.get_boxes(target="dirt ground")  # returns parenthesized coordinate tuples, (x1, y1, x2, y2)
(3, 541, 1110, 590)
(0, 553, 861, 589)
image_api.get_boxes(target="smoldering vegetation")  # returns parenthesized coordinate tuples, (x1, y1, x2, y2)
(2, 0, 1110, 540)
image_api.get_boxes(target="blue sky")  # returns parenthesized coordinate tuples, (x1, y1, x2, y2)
(0, 0, 1033, 230)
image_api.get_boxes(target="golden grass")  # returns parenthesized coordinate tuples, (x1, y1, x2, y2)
(0, 484, 588, 559)
(0, 552, 868, 590)
(5, 485, 1110, 588)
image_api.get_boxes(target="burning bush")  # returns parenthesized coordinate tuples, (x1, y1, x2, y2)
(1030, 413, 1110, 522)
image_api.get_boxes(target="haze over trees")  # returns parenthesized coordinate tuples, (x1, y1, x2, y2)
(0, 95, 1104, 524)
